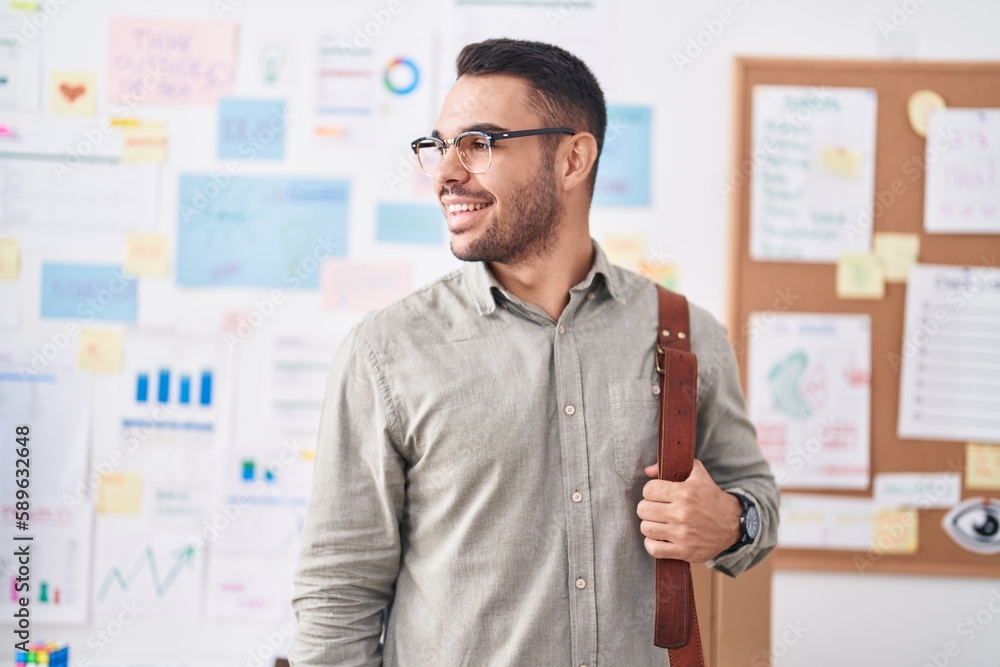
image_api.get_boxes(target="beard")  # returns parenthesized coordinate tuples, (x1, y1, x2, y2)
(446, 166, 563, 267)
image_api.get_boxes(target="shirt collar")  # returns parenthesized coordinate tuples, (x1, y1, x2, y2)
(462, 239, 626, 317)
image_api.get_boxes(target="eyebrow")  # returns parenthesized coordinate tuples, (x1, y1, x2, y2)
(431, 122, 509, 139)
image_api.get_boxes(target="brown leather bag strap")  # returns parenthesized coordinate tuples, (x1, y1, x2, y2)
(653, 286, 705, 667)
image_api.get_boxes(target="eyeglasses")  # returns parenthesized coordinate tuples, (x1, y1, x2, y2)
(410, 127, 576, 177)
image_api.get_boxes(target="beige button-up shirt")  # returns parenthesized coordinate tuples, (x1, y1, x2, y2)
(290, 240, 779, 667)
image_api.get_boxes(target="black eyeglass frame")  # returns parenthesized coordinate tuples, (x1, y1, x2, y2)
(410, 127, 576, 175)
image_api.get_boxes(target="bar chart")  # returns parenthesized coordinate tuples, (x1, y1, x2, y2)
(134, 369, 213, 406)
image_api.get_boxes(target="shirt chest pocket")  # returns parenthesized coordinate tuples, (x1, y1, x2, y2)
(608, 378, 660, 485)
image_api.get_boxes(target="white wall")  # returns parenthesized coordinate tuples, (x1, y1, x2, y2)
(2, 0, 999, 665)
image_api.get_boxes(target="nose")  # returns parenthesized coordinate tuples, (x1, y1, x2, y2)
(434, 142, 471, 187)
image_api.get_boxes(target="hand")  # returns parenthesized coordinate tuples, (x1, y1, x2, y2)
(636, 459, 742, 563)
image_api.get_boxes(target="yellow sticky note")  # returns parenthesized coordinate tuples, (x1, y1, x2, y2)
(8, 0, 39, 10)
(873, 233, 920, 283)
(602, 234, 647, 271)
(122, 122, 168, 163)
(638, 262, 679, 290)
(820, 146, 862, 179)
(837, 253, 885, 300)
(907, 90, 946, 138)
(0, 238, 19, 280)
(98, 472, 142, 514)
(872, 509, 918, 554)
(967, 442, 1000, 491)
(124, 232, 170, 276)
(50, 70, 97, 115)
(78, 329, 124, 372)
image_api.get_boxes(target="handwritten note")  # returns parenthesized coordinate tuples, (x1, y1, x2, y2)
(967, 442, 1000, 491)
(107, 17, 237, 105)
(836, 252, 885, 300)
(873, 232, 920, 283)
(78, 328, 125, 372)
(41, 263, 137, 321)
(322, 260, 412, 311)
(218, 98, 286, 159)
(50, 70, 96, 115)
(750, 86, 877, 262)
(0, 237, 19, 280)
(924, 109, 1000, 234)
(124, 232, 170, 276)
(874, 473, 961, 509)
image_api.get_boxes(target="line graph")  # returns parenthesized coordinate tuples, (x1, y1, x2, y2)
(96, 543, 196, 603)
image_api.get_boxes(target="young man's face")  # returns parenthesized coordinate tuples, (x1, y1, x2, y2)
(432, 74, 564, 266)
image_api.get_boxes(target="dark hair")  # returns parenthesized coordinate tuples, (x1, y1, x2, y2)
(456, 38, 606, 193)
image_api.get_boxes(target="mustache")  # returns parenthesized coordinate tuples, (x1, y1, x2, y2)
(440, 185, 494, 201)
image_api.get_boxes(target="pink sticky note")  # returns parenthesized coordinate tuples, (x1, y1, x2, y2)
(107, 17, 237, 105)
(322, 260, 411, 311)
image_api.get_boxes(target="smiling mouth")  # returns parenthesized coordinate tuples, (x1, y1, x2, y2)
(446, 202, 493, 213)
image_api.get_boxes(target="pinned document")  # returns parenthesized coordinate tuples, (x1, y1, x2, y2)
(836, 253, 885, 300)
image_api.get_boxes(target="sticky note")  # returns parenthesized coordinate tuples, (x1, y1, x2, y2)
(638, 262, 678, 290)
(872, 509, 918, 554)
(41, 263, 137, 321)
(602, 234, 647, 271)
(376, 203, 444, 245)
(122, 122, 168, 163)
(124, 232, 170, 276)
(820, 145, 862, 179)
(97, 472, 142, 514)
(218, 98, 286, 159)
(967, 442, 1000, 491)
(50, 70, 97, 115)
(907, 90, 946, 138)
(0, 237, 19, 280)
(220, 311, 251, 334)
(836, 253, 884, 300)
(873, 233, 920, 283)
(322, 259, 412, 311)
(78, 328, 124, 372)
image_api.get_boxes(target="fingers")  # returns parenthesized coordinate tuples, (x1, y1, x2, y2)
(643, 463, 658, 478)
(643, 536, 686, 560)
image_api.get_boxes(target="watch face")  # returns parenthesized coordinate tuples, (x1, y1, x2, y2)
(745, 505, 760, 540)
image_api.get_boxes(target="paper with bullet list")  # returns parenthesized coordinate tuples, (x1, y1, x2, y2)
(749, 85, 877, 262)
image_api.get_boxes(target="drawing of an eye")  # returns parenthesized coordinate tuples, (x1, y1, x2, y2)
(942, 498, 1000, 555)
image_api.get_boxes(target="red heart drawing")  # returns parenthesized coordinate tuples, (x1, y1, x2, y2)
(59, 83, 86, 102)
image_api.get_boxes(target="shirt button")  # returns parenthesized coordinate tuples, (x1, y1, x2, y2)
(586, 291, 596, 300)
(564, 404, 576, 416)
(571, 490, 583, 503)
(557, 324, 566, 335)
(652, 384, 661, 395)
(575, 577, 587, 590)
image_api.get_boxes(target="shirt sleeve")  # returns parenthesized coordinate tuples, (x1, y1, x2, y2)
(289, 323, 406, 666)
(691, 312, 780, 578)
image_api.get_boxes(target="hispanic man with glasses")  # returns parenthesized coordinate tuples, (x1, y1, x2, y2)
(290, 38, 779, 667)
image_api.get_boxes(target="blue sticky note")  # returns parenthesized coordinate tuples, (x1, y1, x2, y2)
(218, 98, 287, 160)
(594, 105, 652, 206)
(376, 203, 444, 245)
(176, 174, 349, 288)
(40, 264, 137, 321)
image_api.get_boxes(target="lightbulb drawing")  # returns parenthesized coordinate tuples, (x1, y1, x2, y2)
(259, 41, 288, 86)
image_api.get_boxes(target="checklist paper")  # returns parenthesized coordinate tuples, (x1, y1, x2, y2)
(897, 264, 1000, 442)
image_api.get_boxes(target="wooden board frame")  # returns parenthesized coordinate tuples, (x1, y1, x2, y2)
(726, 57, 1000, 578)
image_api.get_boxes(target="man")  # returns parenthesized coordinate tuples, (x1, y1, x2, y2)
(291, 38, 779, 666)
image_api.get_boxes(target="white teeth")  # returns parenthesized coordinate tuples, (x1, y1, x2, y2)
(447, 202, 491, 213)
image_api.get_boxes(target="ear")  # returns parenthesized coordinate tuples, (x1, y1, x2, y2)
(558, 132, 599, 193)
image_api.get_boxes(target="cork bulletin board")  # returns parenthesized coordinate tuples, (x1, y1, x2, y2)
(726, 57, 1000, 578)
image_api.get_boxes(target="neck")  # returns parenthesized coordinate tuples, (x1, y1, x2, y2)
(487, 225, 594, 322)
